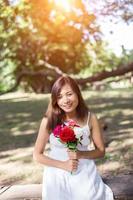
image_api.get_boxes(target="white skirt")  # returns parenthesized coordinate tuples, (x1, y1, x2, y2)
(42, 158, 114, 200)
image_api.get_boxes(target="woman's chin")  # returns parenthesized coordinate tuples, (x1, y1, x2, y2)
(63, 108, 75, 113)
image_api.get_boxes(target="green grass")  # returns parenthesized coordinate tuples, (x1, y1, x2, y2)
(0, 90, 133, 185)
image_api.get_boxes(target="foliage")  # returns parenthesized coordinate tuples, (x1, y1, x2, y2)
(90, 0, 133, 23)
(0, 0, 132, 93)
(79, 41, 122, 77)
(0, 0, 31, 91)
(0, 0, 99, 92)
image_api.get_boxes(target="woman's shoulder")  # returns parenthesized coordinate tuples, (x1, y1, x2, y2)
(90, 112, 97, 120)
(40, 117, 48, 129)
(89, 112, 99, 127)
(41, 116, 48, 122)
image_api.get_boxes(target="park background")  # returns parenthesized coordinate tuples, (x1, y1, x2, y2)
(0, 0, 133, 186)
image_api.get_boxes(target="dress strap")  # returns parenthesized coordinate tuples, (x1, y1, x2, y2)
(86, 111, 91, 126)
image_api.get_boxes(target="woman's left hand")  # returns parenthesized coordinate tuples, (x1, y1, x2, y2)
(67, 149, 80, 160)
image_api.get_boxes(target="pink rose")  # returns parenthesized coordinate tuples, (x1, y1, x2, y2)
(67, 120, 80, 127)
(53, 125, 62, 137)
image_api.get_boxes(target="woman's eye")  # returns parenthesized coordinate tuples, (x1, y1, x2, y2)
(67, 93, 72, 96)
(57, 95, 62, 99)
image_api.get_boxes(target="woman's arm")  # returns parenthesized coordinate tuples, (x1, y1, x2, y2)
(33, 117, 78, 172)
(68, 113, 105, 160)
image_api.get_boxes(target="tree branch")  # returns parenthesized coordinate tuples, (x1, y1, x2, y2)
(76, 62, 133, 85)
(1, 62, 133, 95)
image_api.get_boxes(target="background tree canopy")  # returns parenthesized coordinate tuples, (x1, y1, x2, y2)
(0, 0, 133, 93)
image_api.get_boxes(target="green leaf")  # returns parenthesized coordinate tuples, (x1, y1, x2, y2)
(67, 142, 77, 150)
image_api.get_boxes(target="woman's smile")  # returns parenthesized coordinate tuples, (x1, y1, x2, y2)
(63, 103, 72, 108)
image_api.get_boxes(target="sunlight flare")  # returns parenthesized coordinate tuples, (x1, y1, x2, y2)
(53, 0, 73, 12)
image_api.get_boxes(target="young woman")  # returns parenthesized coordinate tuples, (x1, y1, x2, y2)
(33, 75, 114, 200)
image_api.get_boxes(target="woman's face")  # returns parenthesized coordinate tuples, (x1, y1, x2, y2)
(57, 84, 78, 114)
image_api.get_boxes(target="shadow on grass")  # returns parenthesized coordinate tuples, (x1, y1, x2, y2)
(86, 96, 133, 113)
(86, 95, 133, 137)
(0, 132, 36, 151)
(0, 97, 49, 151)
(0, 91, 133, 159)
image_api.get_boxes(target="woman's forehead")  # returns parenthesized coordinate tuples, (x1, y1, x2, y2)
(59, 84, 73, 94)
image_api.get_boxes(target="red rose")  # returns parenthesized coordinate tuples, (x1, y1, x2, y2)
(59, 126, 77, 143)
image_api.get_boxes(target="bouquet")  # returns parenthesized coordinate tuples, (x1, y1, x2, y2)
(53, 120, 87, 150)
(53, 120, 90, 174)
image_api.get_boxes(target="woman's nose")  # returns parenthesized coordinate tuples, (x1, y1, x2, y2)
(63, 96, 70, 104)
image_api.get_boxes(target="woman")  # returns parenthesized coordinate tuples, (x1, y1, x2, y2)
(33, 75, 114, 200)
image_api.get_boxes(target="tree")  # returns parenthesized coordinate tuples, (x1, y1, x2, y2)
(0, 0, 133, 94)
(96, 0, 133, 23)
(1, 0, 98, 93)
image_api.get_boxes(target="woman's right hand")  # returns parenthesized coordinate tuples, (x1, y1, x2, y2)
(62, 159, 79, 172)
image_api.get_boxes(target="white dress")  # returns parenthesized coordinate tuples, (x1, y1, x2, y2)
(42, 116, 114, 200)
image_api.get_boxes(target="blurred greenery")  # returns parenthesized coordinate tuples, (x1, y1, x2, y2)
(0, 0, 133, 93)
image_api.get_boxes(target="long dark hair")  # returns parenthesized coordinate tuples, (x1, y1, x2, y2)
(45, 75, 89, 131)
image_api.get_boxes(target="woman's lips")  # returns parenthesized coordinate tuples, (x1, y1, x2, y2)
(63, 104, 72, 109)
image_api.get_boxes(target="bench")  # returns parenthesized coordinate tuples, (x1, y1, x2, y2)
(0, 174, 133, 200)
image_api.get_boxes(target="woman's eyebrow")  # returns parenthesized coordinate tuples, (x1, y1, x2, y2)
(66, 91, 72, 93)
(59, 90, 72, 96)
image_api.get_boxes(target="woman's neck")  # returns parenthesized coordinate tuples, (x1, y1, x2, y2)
(64, 112, 86, 125)
(65, 111, 77, 121)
